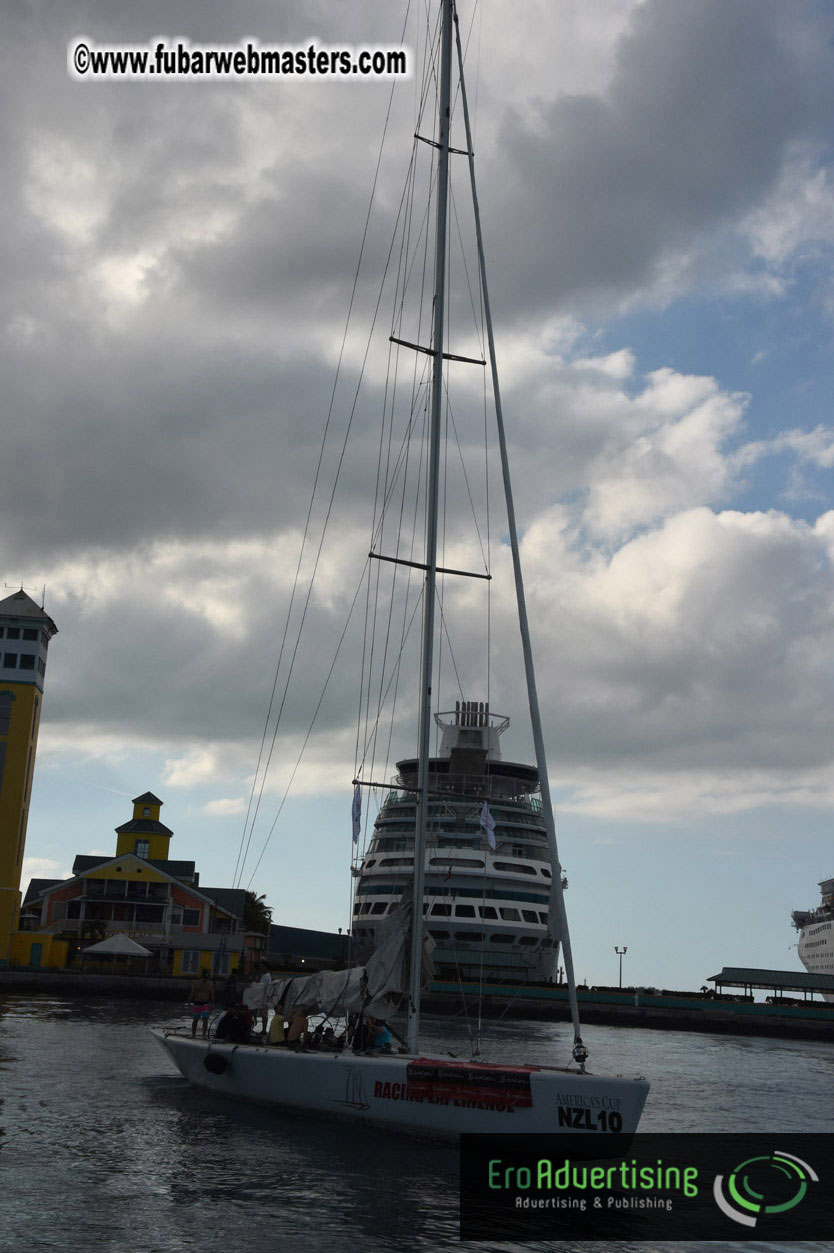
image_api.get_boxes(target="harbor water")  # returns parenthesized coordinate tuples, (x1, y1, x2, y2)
(0, 994, 831, 1251)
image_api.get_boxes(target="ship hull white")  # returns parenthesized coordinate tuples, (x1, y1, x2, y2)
(792, 875, 834, 1003)
(152, 1030, 648, 1142)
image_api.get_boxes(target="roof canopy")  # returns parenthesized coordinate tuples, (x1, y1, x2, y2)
(0, 588, 58, 635)
(83, 934, 152, 957)
(709, 966, 834, 993)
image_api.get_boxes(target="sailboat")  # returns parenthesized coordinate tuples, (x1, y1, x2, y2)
(152, 0, 650, 1141)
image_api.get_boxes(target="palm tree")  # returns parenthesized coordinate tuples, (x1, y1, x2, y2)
(243, 890, 272, 935)
(79, 917, 107, 944)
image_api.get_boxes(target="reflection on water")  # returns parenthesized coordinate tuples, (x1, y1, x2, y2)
(0, 994, 832, 1252)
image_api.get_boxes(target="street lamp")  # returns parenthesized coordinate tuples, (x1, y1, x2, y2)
(615, 945, 628, 989)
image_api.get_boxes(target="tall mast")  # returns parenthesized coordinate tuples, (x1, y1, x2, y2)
(406, 0, 454, 1055)
(452, 13, 587, 1061)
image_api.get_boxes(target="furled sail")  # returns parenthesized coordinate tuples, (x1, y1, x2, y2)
(244, 896, 434, 1020)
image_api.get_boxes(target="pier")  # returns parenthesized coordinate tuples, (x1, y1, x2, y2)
(422, 979, 834, 1042)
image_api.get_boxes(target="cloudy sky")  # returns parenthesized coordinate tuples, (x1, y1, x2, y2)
(6, 0, 834, 992)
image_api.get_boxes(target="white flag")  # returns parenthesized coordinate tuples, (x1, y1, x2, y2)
(480, 801, 496, 850)
(352, 784, 362, 844)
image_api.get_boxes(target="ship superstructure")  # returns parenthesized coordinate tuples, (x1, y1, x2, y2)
(793, 877, 834, 991)
(351, 701, 560, 983)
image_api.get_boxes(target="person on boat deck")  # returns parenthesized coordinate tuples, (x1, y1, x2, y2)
(350, 1014, 376, 1051)
(286, 1010, 308, 1046)
(189, 969, 215, 1038)
(268, 1005, 286, 1046)
(228, 1002, 254, 1043)
(256, 961, 271, 1034)
(368, 1018, 393, 1052)
(222, 968, 240, 1010)
(309, 1023, 326, 1049)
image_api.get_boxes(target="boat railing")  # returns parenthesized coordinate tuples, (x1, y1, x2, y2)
(385, 774, 542, 804)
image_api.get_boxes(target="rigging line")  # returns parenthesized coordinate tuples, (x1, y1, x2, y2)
(362, 135, 432, 793)
(367, 416, 423, 778)
(245, 551, 374, 889)
(364, 202, 420, 792)
(233, 32, 409, 890)
(354, 553, 374, 779)
(441, 382, 490, 574)
(375, 190, 434, 784)
(361, 113, 423, 780)
(375, 370, 431, 778)
(381, 401, 429, 781)
(239, 104, 430, 889)
(448, 180, 486, 362)
(356, 588, 424, 777)
(437, 877, 477, 1053)
(434, 589, 465, 702)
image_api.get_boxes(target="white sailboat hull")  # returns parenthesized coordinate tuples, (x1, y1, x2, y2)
(152, 1029, 649, 1142)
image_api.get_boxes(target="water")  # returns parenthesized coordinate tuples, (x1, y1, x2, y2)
(0, 995, 831, 1251)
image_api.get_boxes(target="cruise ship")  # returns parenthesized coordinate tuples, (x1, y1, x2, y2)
(351, 701, 561, 983)
(792, 876, 834, 994)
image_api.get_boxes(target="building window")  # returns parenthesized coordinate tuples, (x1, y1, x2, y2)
(5, 628, 20, 640)
(180, 950, 201, 975)
(212, 952, 230, 977)
(0, 692, 12, 735)
(3, 654, 17, 669)
(19, 655, 36, 671)
(182, 908, 201, 927)
(142, 806, 150, 817)
(134, 839, 149, 859)
(22, 628, 38, 640)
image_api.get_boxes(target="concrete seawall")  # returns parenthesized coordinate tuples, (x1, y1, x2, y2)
(423, 982, 834, 1042)
(3, 970, 834, 1042)
(0, 969, 191, 1000)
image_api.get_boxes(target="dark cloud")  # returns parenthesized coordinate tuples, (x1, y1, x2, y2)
(3, 0, 834, 825)
(485, 0, 834, 314)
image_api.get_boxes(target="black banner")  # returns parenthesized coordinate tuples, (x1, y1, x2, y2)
(460, 1133, 834, 1240)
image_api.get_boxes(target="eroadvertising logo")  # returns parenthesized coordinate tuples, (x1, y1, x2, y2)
(712, 1150, 818, 1228)
(459, 1134, 833, 1240)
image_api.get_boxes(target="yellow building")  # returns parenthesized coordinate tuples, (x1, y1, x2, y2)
(0, 588, 58, 967)
(19, 791, 270, 976)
